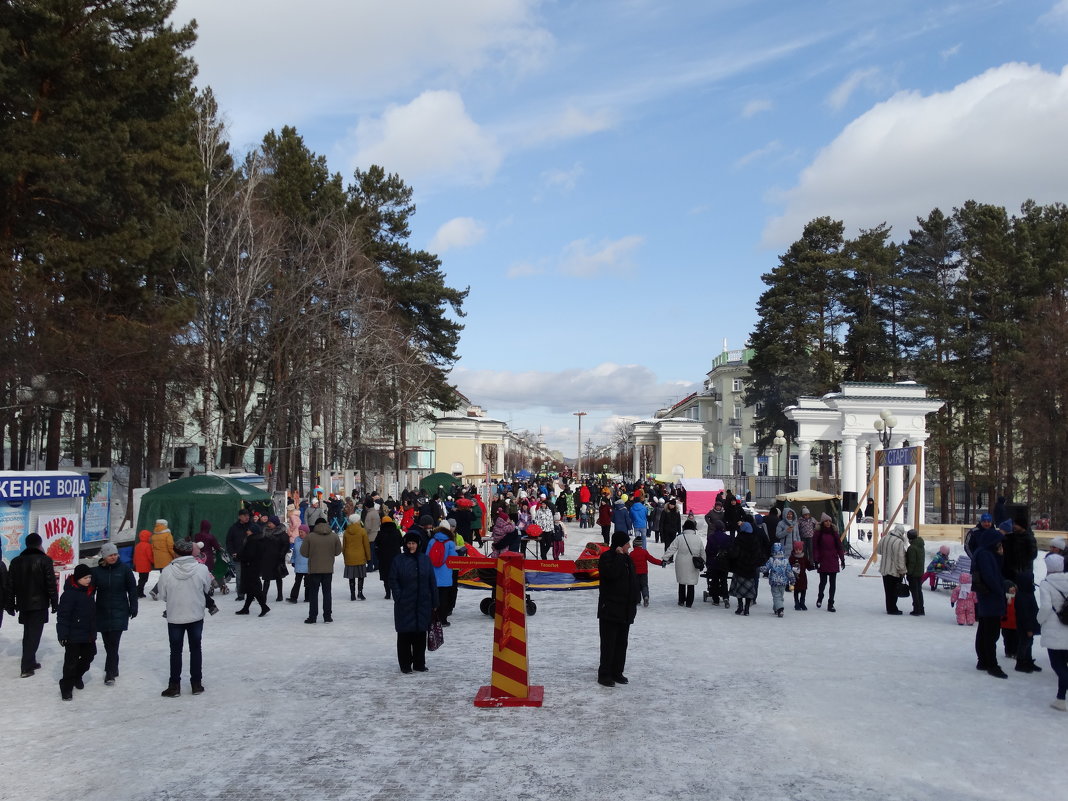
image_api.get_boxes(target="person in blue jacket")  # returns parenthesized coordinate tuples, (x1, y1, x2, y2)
(611, 499, 632, 537)
(972, 526, 1014, 678)
(91, 543, 138, 686)
(629, 499, 649, 549)
(56, 564, 98, 700)
(389, 532, 439, 673)
(426, 522, 459, 626)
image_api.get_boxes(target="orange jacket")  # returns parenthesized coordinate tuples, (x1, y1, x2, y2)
(133, 530, 154, 573)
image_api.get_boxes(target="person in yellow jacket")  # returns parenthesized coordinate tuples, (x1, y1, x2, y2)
(343, 514, 371, 601)
(149, 519, 175, 600)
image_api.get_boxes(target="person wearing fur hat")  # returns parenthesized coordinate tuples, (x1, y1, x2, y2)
(91, 543, 137, 685)
(56, 564, 97, 700)
(389, 531, 438, 673)
(1037, 554, 1068, 710)
(343, 514, 371, 601)
(597, 532, 639, 687)
(157, 538, 213, 697)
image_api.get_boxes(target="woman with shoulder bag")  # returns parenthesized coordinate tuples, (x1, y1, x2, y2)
(663, 518, 704, 608)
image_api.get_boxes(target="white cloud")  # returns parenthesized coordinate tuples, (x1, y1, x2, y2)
(742, 99, 773, 118)
(451, 363, 697, 417)
(735, 140, 782, 169)
(173, 0, 552, 147)
(1040, 0, 1068, 25)
(348, 91, 502, 187)
(429, 217, 487, 253)
(940, 43, 962, 61)
(764, 63, 1068, 246)
(559, 235, 645, 277)
(541, 163, 585, 192)
(826, 67, 882, 110)
(506, 262, 545, 279)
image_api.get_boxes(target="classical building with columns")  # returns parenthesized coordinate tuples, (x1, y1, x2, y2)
(784, 382, 944, 533)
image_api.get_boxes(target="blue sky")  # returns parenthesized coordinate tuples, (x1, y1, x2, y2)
(173, 0, 1068, 455)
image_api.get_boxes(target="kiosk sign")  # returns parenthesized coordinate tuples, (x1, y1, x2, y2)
(0, 474, 90, 501)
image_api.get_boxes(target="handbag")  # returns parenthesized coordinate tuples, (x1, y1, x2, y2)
(681, 531, 705, 571)
(895, 581, 910, 598)
(427, 611, 444, 651)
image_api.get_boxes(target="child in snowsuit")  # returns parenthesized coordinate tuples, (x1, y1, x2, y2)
(629, 540, 663, 607)
(950, 573, 976, 625)
(788, 540, 812, 610)
(761, 543, 794, 618)
(923, 545, 952, 589)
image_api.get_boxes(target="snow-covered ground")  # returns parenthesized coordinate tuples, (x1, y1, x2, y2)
(0, 524, 1060, 801)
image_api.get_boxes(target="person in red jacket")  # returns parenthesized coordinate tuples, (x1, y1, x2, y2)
(133, 530, 154, 598)
(597, 499, 613, 546)
(629, 540, 662, 607)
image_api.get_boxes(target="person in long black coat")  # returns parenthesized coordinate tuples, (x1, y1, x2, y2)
(376, 518, 403, 599)
(659, 501, 682, 550)
(91, 543, 138, 685)
(7, 533, 58, 677)
(728, 522, 766, 615)
(389, 532, 438, 673)
(596, 532, 640, 687)
(56, 564, 98, 700)
(236, 524, 271, 616)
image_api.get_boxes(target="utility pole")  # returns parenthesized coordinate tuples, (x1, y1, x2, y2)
(573, 411, 587, 482)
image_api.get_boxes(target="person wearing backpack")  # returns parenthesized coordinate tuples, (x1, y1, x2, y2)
(426, 521, 459, 626)
(1037, 553, 1068, 711)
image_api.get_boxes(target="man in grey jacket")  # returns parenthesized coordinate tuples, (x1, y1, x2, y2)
(157, 539, 212, 697)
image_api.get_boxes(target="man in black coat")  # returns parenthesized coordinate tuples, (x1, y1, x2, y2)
(596, 532, 640, 688)
(7, 532, 58, 677)
(235, 523, 271, 616)
(226, 509, 252, 601)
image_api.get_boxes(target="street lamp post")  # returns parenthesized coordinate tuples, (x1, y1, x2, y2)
(573, 411, 587, 483)
(873, 409, 897, 449)
(773, 429, 787, 497)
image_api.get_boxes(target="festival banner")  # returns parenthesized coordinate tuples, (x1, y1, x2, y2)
(38, 513, 80, 571)
(1, 503, 31, 562)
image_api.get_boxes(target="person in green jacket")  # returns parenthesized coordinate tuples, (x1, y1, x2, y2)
(905, 529, 926, 617)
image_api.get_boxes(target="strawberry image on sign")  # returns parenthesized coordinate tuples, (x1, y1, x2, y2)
(46, 536, 74, 565)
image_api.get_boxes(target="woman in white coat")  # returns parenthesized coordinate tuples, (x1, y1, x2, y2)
(1037, 553, 1068, 711)
(664, 519, 705, 608)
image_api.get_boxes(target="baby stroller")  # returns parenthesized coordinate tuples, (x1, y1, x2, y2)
(216, 550, 236, 592)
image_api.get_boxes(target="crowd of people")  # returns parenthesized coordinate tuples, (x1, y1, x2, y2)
(1, 477, 1066, 712)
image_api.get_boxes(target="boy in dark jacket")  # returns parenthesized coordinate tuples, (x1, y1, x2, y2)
(56, 564, 98, 700)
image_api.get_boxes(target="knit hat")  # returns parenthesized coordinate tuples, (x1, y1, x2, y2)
(381, 516, 394, 524)
(153, 519, 170, 534)
(997, 519, 1013, 534)
(73, 564, 92, 581)
(298, 524, 310, 534)
(820, 513, 832, 522)
(610, 531, 631, 549)
(404, 531, 421, 546)
(99, 543, 118, 558)
(801, 507, 810, 515)
(1051, 536, 1066, 551)
(437, 519, 452, 531)
(792, 540, 804, 552)
(174, 539, 194, 555)
(1046, 553, 1065, 574)
(268, 515, 281, 526)
(938, 545, 950, 555)
(739, 522, 753, 533)
(980, 513, 993, 523)
(906, 529, 918, 539)
(418, 515, 434, 527)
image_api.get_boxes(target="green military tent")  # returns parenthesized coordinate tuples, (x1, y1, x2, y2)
(135, 474, 272, 545)
(420, 472, 459, 498)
